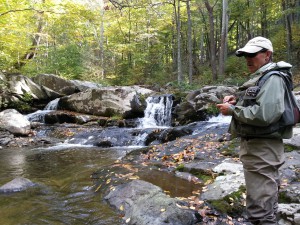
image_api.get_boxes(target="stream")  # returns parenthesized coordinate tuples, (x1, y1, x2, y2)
(0, 95, 231, 225)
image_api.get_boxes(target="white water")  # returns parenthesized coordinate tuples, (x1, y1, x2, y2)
(138, 95, 173, 128)
(208, 114, 232, 123)
(45, 98, 59, 110)
(26, 98, 60, 122)
(26, 109, 53, 123)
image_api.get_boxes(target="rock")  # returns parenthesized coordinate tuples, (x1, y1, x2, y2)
(213, 158, 243, 174)
(105, 180, 197, 225)
(32, 74, 78, 95)
(283, 127, 300, 149)
(70, 79, 102, 91)
(0, 73, 61, 111)
(0, 177, 36, 193)
(200, 159, 245, 200)
(58, 86, 153, 118)
(0, 109, 31, 135)
(174, 86, 237, 125)
(278, 204, 300, 225)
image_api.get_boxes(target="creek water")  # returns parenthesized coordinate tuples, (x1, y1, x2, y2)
(0, 145, 126, 225)
(0, 143, 203, 225)
(0, 95, 230, 224)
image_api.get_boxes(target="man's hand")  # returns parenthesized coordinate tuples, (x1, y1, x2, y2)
(223, 95, 236, 105)
(216, 103, 233, 115)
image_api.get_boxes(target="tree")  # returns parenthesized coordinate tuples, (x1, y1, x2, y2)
(204, 0, 218, 80)
(218, 0, 228, 78)
(176, 0, 183, 84)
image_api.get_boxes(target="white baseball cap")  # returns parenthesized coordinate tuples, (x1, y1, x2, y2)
(236, 36, 273, 57)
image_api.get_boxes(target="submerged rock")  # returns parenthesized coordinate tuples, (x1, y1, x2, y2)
(0, 177, 36, 193)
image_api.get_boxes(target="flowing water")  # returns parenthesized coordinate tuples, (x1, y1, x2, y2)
(0, 95, 229, 224)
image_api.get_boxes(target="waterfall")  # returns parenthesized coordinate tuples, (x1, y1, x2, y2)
(138, 95, 173, 128)
(44, 98, 59, 110)
(26, 98, 59, 122)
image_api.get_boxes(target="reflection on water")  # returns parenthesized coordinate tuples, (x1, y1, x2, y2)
(0, 144, 203, 225)
(0, 146, 125, 225)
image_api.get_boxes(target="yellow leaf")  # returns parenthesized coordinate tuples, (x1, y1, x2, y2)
(160, 208, 166, 212)
(128, 175, 139, 180)
(120, 205, 124, 211)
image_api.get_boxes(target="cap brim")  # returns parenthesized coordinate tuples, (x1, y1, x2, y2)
(235, 46, 263, 57)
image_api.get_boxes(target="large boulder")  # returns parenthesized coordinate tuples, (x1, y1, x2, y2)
(105, 180, 197, 225)
(0, 73, 61, 110)
(32, 74, 78, 96)
(173, 86, 237, 125)
(0, 109, 31, 135)
(58, 86, 153, 118)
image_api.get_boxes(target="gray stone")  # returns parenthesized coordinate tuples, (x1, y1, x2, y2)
(0, 109, 31, 135)
(105, 180, 196, 225)
(0, 177, 36, 193)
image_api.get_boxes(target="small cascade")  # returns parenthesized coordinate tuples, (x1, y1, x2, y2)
(26, 110, 53, 123)
(45, 98, 59, 110)
(26, 98, 60, 123)
(138, 95, 173, 128)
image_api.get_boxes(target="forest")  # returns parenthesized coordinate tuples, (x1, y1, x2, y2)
(1, 0, 300, 88)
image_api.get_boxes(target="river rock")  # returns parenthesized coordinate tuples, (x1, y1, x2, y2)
(32, 74, 78, 95)
(0, 177, 36, 193)
(0, 73, 61, 110)
(173, 85, 237, 125)
(278, 204, 300, 225)
(0, 109, 31, 135)
(58, 86, 153, 118)
(105, 179, 197, 225)
(200, 159, 245, 200)
(70, 79, 102, 91)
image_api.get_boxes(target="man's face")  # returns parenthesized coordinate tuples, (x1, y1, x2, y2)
(244, 50, 271, 73)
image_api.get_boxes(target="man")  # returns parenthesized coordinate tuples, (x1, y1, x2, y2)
(217, 36, 293, 225)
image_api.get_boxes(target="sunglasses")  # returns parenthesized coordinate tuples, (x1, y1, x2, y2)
(243, 49, 268, 58)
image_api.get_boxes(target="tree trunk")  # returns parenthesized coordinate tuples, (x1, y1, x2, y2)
(219, 0, 229, 78)
(186, 0, 193, 84)
(261, 2, 268, 37)
(204, 0, 218, 80)
(15, 0, 45, 69)
(99, 0, 105, 80)
(176, 0, 183, 84)
(282, 0, 292, 62)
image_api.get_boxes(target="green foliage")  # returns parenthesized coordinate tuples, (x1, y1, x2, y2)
(206, 103, 219, 115)
(23, 44, 86, 79)
(0, 0, 299, 86)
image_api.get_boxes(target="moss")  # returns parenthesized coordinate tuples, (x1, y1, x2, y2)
(284, 144, 297, 152)
(189, 170, 213, 183)
(209, 185, 246, 216)
(175, 163, 185, 172)
(278, 191, 292, 203)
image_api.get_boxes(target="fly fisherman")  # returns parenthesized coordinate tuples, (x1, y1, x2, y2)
(217, 36, 293, 225)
